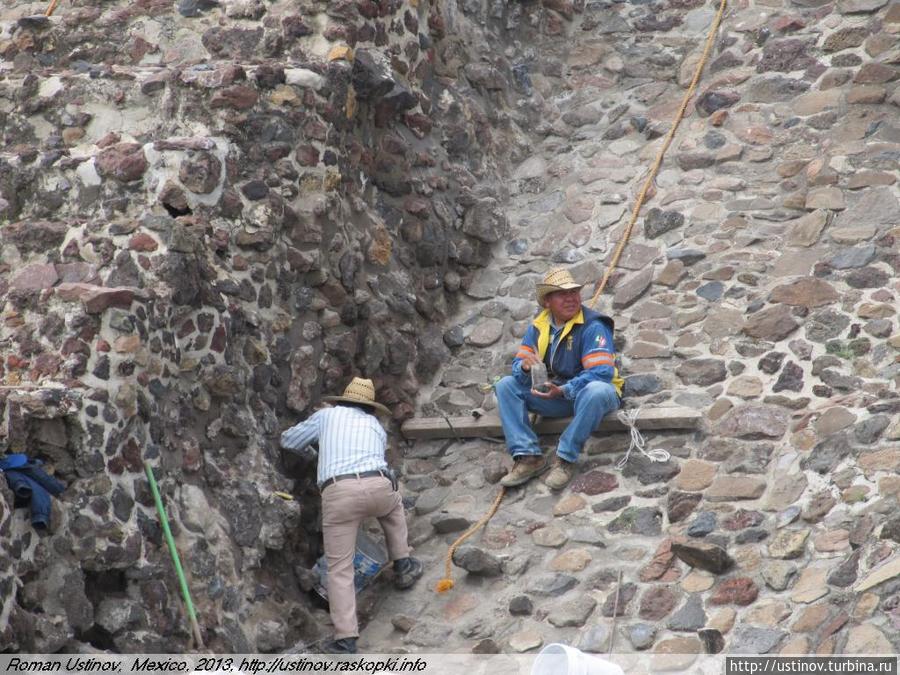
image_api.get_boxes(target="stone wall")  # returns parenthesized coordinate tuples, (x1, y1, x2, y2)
(0, 0, 568, 652)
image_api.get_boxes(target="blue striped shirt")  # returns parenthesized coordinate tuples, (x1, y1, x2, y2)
(280, 406, 388, 486)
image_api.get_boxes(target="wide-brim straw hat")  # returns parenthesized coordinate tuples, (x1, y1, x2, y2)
(536, 268, 584, 303)
(323, 377, 391, 416)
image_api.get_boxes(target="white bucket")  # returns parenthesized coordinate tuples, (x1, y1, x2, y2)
(532, 644, 625, 675)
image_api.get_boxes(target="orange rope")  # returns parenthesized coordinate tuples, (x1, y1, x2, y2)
(436, 0, 729, 594)
(45, 0, 60, 16)
(435, 486, 505, 592)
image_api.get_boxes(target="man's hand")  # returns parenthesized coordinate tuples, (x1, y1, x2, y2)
(519, 353, 542, 372)
(532, 383, 565, 399)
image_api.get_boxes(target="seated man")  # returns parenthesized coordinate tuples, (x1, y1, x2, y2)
(496, 268, 623, 490)
(281, 377, 423, 654)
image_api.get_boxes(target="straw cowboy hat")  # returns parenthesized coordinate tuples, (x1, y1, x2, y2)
(536, 268, 584, 304)
(323, 377, 391, 416)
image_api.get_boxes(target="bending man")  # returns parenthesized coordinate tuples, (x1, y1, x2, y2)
(281, 377, 423, 654)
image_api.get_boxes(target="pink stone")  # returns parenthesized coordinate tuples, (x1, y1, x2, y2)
(710, 578, 758, 606)
(95, 142, 148, 182)
(55, 262, 100, 284)
(210, 325, 227, 352)
(129, 233, 159, 252)
(56, 283, 136, 313)
(10, 263, 59, 291)
(570, 470, 618, 495)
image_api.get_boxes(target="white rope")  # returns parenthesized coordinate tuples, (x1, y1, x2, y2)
(615, 407, 671, 470)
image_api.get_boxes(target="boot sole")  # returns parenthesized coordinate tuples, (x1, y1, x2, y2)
(499, 460, 551, 487)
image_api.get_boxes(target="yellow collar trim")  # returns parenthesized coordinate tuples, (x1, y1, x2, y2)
(533, 309, 584, 360)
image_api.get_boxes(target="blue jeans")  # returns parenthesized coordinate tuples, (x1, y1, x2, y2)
(495, 376, 620, 463)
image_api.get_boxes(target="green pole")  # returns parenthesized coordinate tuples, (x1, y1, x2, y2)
(144, 460, 205, 649)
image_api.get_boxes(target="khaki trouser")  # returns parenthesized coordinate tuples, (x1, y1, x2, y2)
(321, 475, 411, 639)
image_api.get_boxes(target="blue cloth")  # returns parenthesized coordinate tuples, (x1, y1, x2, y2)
(0, 453, 28, 471)
(495, 376, 620, 462)
(1, 456, 65, 530)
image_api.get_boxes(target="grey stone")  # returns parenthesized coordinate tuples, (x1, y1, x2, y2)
(623, 374, 664, 397)
(578, 625, 610, 653)
(404, 622, 454, 648)
(838, 0, 889, 13)
(834, 187, 899, 229)
(668, 491, 702, 523)
(697, 281, 724, 301)
(627, 623, 657, 650)
(715, 404, 790, 439)
(592, 496, 632, 512)
(854, 415, 890, 444)
(801, 432, 854, 474)
(827, 549, 861, 588)
(527, 573, 578, 597)
(415, 487, 449, 515)
(667, 595, 706, 632)
(699, 628, 725, 654)
(743, 305, 800, 342)
(95, 598, 135, 634)
(676, 358, 727, 386)
(452, 545, 503, 576)
(601, 583, 637, 617)
(548, 596, 598, 627)
(846, 266, 890, 290)
(644, 209, 684, 238)
(621, 454, 681, 485)
(671, 541, 734, 574)
(806, 309, 851, 342)
(747, 75, 811, 102)
(773, 361, 803, 393)
(463, 198, 509, 243)
(776, 505, 801, 528)
(613, 268, 653, 309)
(608, 507, 662, 535)
(729, 627, 787, 654)
(571, 527, 607, 546)
(762, 561, 797, 591)
(687, 512, 717, 537)
(431, 511, 474, 534)
(722, 445, 773, 474)
(829, 245, 876, 269)
(509, 595, 534, 615)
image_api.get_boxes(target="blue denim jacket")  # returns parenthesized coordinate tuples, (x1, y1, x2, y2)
(511, 305, 624, 399)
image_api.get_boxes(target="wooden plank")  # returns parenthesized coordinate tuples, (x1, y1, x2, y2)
(400, 407, 701, 440)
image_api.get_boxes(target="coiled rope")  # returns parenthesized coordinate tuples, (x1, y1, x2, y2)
(614, 407, 672, 470)
(434, 0, 730, 593)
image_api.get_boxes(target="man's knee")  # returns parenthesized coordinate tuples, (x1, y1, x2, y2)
(578, 381, 619, 407)
(494, 375, 519, 397)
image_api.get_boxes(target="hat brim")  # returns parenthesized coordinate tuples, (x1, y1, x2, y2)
(322, 395, 391, 416)
(536, 282, 584, 302)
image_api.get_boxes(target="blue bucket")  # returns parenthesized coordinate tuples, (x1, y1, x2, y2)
(313, 531, 388, 601)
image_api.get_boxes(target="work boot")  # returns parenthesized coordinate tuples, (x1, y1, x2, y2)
(393, 557, 424, 589)
(499, 454, 549, 487)
(544, 456, 577, 491)
(322, 637, 357, 654)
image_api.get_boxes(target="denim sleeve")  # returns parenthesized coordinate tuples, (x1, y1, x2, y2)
(20, 462, 65, 496)
(561, 321, 616, 400)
